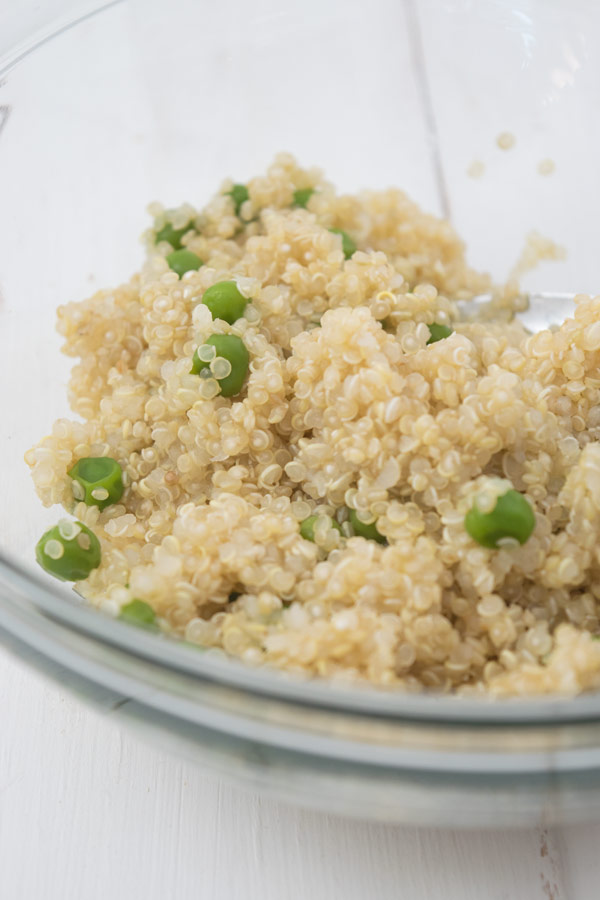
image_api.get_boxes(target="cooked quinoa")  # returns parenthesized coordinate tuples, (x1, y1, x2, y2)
(25, 153, 600, 697)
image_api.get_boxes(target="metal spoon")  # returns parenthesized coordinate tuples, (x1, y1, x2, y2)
(458, 291, 576, 332)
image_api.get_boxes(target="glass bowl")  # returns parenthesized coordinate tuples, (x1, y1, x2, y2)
(2, 0, 600, 826)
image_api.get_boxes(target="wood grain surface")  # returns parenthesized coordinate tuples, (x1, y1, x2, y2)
(2, 2, 600, 897)
(3, 646, 600, 900)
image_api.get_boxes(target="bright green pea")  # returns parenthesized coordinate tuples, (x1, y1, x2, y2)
(202, 281, 248, 324)
(300, 515, 343, 542)
(191, 334, 249, 397)
(119, 599, 157, 629)
(166, 249, 204, 278)
(227, 183, 249, 216)
(427, 323, 453, 345)
(464, 489, 535, 549)
(348, 509, 387, 544)
(155, 219, 195, 250)
(329, 228, 357, 260)
(293, 187, 315, 208)
(35, 521, 101, 581)
(69, 456, 124, 510)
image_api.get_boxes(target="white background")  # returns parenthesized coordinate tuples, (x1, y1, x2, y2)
(2, 1, 600, 897)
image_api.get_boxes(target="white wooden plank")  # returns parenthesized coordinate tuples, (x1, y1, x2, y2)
(126, 0, 443, 208)
(552, 822, 600, 898)
(0, 647, 573, 900)
(415, 0, 600, 293)
(1, 2, 600, 898)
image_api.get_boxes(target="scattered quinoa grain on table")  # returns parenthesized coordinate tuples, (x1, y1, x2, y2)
(24, 153, 600, 697)
(466, 159, 485, 179)
(496, 131, 516, 150)
(537, 158, 556, 176)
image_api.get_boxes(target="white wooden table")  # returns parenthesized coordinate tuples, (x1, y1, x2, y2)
(2, 645, 600, 900)
(2, 2, 600, 896)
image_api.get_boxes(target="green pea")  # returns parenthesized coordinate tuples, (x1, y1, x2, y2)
(202, 281, 248, 324)
(329, 228, 357, 260)
(155, 219, 195, 250)
(348, 509, 387, 544)
(300, 515, 343, 542)
(427, 323, 453, 345)
(191, 334, 250, 397)
(166, 249, 204, 278)
(293, 187, 315, 208)
(69, 456, 124, 510)
(35, 521, 101, 581)
(465, 489, 535, 549)
(119, 599, 157, 629)
(227, 183, 249, 216)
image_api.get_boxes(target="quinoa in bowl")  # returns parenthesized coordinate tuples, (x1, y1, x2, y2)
(25, 154, 600, 697)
